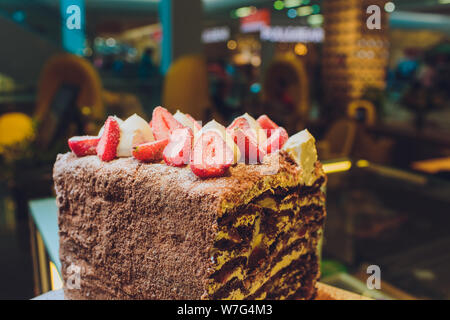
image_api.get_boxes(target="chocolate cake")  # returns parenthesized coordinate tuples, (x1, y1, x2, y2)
(54, 109, 326, 299)
(54, 150, 326, 300)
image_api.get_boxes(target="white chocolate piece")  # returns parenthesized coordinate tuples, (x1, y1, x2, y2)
(173, 110, 200, 135)
(116, 114, 154, 157)
(283, 129, 318, 185)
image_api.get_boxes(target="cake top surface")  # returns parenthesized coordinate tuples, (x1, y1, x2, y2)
(54, 150, 324, 214)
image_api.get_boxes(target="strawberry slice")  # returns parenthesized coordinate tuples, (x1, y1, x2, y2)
(163, 127, 193, 167)
(257, 115, 279, 138)
(68, 136, 100, 157)
(133, 139, 169, 162)
(232, 128, 266, 164)
(190, 131, 234, 178)
(262, 127, 289, 154)
(96, 116, 121, 161)
(150, 106, 183, 140)
(227, 117, 252, 135)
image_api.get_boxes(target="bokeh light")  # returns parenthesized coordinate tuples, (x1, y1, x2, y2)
(298, 6, 313, 16)
(227, 39, 237, 50)
(284, 0, 302, 8)
(384, 2, 395, 13)
(294, 43, 308, 56)
(287, 8, 298, 19)
(273, 0, 284, 10)
(311, 4, 321, 14)
(307, 14, 324, 27)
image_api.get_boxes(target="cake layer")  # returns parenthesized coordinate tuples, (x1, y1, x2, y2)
(54, 151, 326, 299)
(206, 181, 326, 300)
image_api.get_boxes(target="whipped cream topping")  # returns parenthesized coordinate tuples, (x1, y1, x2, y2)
(282, 129, 318, 185)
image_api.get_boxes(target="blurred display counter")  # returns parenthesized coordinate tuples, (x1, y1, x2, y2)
(411, 157, 450, 175)
(0, 93, 35, 114)
(367, 122, 450, 149)
(309, 120, 449, 167)
(323, 158, 450, 299)
(0, 93, 35, 104)
(28, 198, 61, 295)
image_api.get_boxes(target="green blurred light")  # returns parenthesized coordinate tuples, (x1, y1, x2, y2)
(284, 0, 302, 8)
(274, 0, 284, 10)
(236, 7, 253, 18)
(297, 6, 313, 16)
(307, 14, 324, 26)
(311, 4, 320, 14)
(302, 0, 311, 5)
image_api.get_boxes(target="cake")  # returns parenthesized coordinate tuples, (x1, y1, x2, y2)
(54, 108, 326, 300)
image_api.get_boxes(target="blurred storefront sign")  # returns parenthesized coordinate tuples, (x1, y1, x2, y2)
(117, 24, 162, 42)
(390, 11, 450, 33)
(60, 0, 86, 56)
(202, 26, 230, 44)
(260, 26, 324, 43)
(240, 8, 271, 33)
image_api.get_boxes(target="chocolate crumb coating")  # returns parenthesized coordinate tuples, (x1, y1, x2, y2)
(53, 151, 326, 299)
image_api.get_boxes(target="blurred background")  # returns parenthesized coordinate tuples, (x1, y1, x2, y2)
(0, 0, 449, 300)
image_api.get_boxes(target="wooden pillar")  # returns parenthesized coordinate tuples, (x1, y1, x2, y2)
(322, 0, 389, 114)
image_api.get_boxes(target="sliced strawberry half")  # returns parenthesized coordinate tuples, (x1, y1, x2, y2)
(96, 116, 121, 161)
(68, 136, 100, 157)
(163, 127, 193, 167)
(190, 131, 234, 178)
(262, 127, 289, 154)
(133, 139, 169, 163)
(150, 106, 183, 140)
(257, 115, 279, 138)
(232, 128, 266, 164)
(227, 117, 252, 136)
